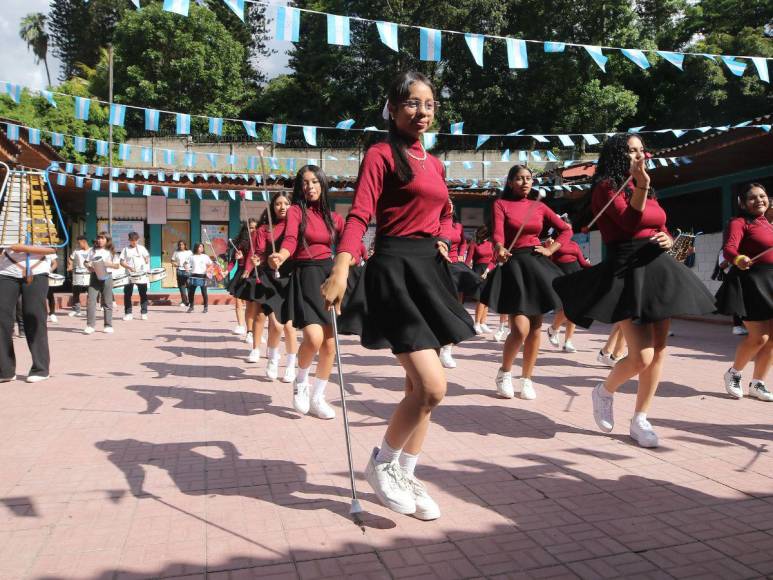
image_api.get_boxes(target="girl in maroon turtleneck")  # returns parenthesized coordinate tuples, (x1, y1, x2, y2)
(716, 183, 773, 402)
(321, 71, 475, 522)
(466, 224, 497, 334)
(269, 166, 344, 421)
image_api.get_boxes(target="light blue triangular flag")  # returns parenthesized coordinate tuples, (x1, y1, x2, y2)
(74, 136, 87, 152)
(209, 117, 223, 135)
(336, 119, 355, 130)
(194, 188, 202, 199)
(91, 179, 101, 192)
(161, 186, 169, 197)
(223, 0, 244, 20)
(75, 176, 84, 188)
(184, 152, 196, 168)
(128, 183, 136, 195)
(109, 181, 119, 194)
(532, 134, 549, 143)
(557, 135, 574, 147)
(227, 190, 236, 201)
(95, 140, 107, 156)
(546, 151, 559, 162)
(176, 113, 191, 135)
(57, 172, 67, 186)
(95, 166, 104, 177)
(163, 149, 175, 164)
(303, 126, 317, 146)
(419, 27, 442, 62)
(476, 135, 490, 149)
(583, 45, 608, 72)
(243, 120, 258, 138)
(751, 57, 770, 83)
(141, 147, 152, 163)
(531, 150, 543, 161)
(506, 38, 528, 69)
(327, 14, 351, 46)
(272, 124, 287, 144)
(1, 83, 22, 104)
(143, 184, 153, 197)
(126, 169, 135, 178)
(172, 172, 181, 181)
(163, 0, 189, 16)
(450, 122, 464, 135)
(628, 126, 645, 133)
(269, 157, 280, 170)
(79, 164, 89, 175)
(501, 149, 511, 161)
(177, 187, 186, 200)
(544, 42, 565, 53)
(423, 132, 437, 150)
(41, 90, 57, 107)
(158, 171, 166, 182)
(145, 109, 160, 131)
(109, 103, 127, 126)
(28, 128, 41, 145)
(118, 144, 131, 160)
(274, 6, 300, 42)
(376, 21, 399, 52)
(463, 161, 473, 170)
(74, 96, 91, 120)
(656, 51, 685, 70)
(64, 162, 73, 173)
(51, 133, 64, 147)
(207, 153, 217, 168)
(671, 129, 687, 138)
(721, 56, 747, 77)
(518, 150, 528, 162)
(111, 167, 120, 178)
(582, 134, 599, 145)
(620, 48, 650, 70)
(465, 33, 485, 67)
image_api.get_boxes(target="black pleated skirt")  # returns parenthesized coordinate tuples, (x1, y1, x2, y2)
(259, 263, 293, 315)
(557, 260, 583, 275)
(715, 264, 773, 321)
(278, 259, 334, 329)
(226, 266, 245, 297)
(480, 248, 564, 316)
(553, 239, 716, 329)
(449, 262, 482, 296)
(470, 263, 490, 301)
(338, 237, 476, 354)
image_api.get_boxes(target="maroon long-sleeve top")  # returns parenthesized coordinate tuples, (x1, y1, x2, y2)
(466, 240, 496, 270)
(448, 222, 468, 262)
(338, 140, 453, 256)
(551, 239, 591, 267)
(350, 242, 368, 265)
(492, 197, 571, 250)
(592, 179, 669, 243)
(240, 220, 287, 276)
(723, 215, 773, 265)
(281, 203, 344, 261)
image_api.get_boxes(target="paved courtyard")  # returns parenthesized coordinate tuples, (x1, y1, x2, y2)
(1, 305, 771, 579)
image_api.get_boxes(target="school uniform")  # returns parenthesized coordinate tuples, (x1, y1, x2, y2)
(120, 245, 150, 315)
(85, 248, 114, 328)
(186, 253, 212, 307)
(69, 247, 90, 314)
(447, 222, 482, 296)
(551, 239, 592, 275)
(172, 249, 193, 305)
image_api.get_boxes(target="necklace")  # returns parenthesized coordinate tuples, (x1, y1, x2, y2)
(405, 143, 428, 169)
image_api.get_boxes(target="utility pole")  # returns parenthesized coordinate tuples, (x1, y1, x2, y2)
(107, 44, 114, 237)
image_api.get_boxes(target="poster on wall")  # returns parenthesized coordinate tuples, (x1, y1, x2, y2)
(201, 223, 229, 288)
(161, 220, 190, 289)
(98, 221, 144, 253)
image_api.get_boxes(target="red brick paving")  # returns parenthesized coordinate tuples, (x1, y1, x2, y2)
(0, 306, 771, 579)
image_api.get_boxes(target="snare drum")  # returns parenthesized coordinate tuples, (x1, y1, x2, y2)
(148, 267, 166, 283)
(48, 273, 65, 287)
(112, 273, 130, 288)
(72, 268, 90, 287)
(130, 272, 149, 285)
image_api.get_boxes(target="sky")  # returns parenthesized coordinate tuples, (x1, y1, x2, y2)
(0, 0, 290, 91)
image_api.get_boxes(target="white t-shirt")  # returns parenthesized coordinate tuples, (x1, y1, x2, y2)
(120, 245, 150, 273)
(172, 250, 193, 271)
(186, 254, 212, 275)
(110, 252, 125, 274)
(0, 251, 56, 279)
(86, 248, 113, 280)
(70, 248, 90, 270)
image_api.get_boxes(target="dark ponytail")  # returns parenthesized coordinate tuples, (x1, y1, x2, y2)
(292, 165, 337, 246)
(736, 182, 768, 221)
(499, 165, 533, 200)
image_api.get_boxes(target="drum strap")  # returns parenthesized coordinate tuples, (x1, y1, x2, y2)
(3, 251, 46, 284)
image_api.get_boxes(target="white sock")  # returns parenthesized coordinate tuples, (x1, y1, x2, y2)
(286, 353, 297, 367)
(399, 451, 419, 477)
(267, 347, 278, 361)
(633, 411, 647, 423)
(598, 384, 614, 399)
(499, 323, 507, 331)
(311, 378, 328, 400)
(297, 366, 311, 384)
(730, 367, 741, 376)
(376, 438, 401, 464)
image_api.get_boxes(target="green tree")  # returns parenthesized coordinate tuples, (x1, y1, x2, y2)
(19, 13, 52, 86)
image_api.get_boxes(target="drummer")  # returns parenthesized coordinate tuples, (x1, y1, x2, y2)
(67, 235, 90, 317)
(120, 232, 150, 321)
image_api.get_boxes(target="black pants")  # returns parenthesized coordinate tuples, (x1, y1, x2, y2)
(0, 275, 50, 379)
(187, 276, 208, 307)
(47, 287, 56, 315)
(733, 315, 744, 327)
(124, 283, 148, 314)
(176, 271, 190, 305)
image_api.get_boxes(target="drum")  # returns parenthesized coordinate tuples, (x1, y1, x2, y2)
(72, 268, 90, 287)
(148, 267, 166, 283)
(90, 257, 108, 280)
(112, 272, 130, 288)
(48, 273, 65, 287)
(130, 272, 149, 285)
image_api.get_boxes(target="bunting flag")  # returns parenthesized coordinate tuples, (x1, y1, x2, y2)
(79, 164, 89, 175)
(672, 129, 687, 138)
(5, 124, 19, 140)
(75, 176, 85, 188)
(546, 151, 559, 162)
(118, 143, 131, 160)
(531, 151, 542, 161)
(207, 153, 217, 168)
(110, 181, 119, 194)
(176, 113, 191, 135)
(158, 171, 166, 181)
(327, 14, 351, 46)
(336, 119, 355, 130)
(506, 38, 529, 69)
(163, 149, 175, 164)
(1, 82, 22, 104)
(243, 120, 258, 138)
(109, 103, 127, 127)
(450, 122, 464, 135)
(475, 135, 490, 149)
(194, 188, 203, 199)
(419, 27, 442, 62)
(184, 152, 197, 167)
(376, 21, 399, 52)
(161, 186, 169, 197)
(141, 147, 152, 163)
(74, 136, 87, 152)
(74, 96, 91, 120)
(582, 133, 600, 145)
(227, 190, 236, 201)
(57, 173, 67, 186)
(751, 57, 770, 83)
(501, 149, 511, 161)
(163, 0, 189, 16)
(721, 56, 747, 77)
(128, 183, 136, 195)
(544, 42, 566, 53)
(95, 140, 108, 157)
(518, 150, 528, 162)
(464, 33, 485, 67)
(621, 48, 650, 70)
(28, 128, 40, 145)
(92, 179, 101, 192)
(558, 135, 574, 147)
(272, 123, 287, 144)
(423, 132, 437, 150)
(657, 51, 684, 70)
(275, 6, 300, 42)
(208, 117, 223, 135)
(583, 46, 608, 72)
(222, 0, 244, 20)
(143, 184, 152, 197)
(41, 90, 57, 107)
(65, 162, 74, 173)
(177, 187, 186, 200)
(211, 190, 219, 199)
(145, 109, 160, 131)
(532, 134, 549, 143)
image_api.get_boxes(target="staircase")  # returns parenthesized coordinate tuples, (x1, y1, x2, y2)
(0, 170, 60, 246)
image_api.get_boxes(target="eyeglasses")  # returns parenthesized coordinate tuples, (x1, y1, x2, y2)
(401, 100, 440, 112)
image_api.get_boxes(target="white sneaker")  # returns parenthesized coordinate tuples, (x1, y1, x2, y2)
(293, 381, 310, 414)
(563, 340, 577, 353)
(232, 325, 246, 335)
(724, 368, 743, 399)
(68, 310, 79, 317)
(592, 383, 614, 433)
(103, 326, 114, 334)
(597, 350, 617, 368)
(439, 346, 456, 369)
(141, 314, 148, 321)
(749, 381, 773, 402)
(473, 323, 483, 335)
(282, 365, 297, 384)
(495, 368, 514, 398)
(266, 358, 279, 379)
(180, 302, 189, 309)
(26, 375, 50, 384)
(247, 349, 260, 363)
(364, 448, 416, 515)
(0, 375, 16, 383)
(47, 314, 58, 323)
(83, 326, 95, 335)
(493, 326, 509, 342)
(309, 396, 336, 420)
(630, 417, 659, 448)
(480, 324, 493, 334)
(403, 472, 441, 521)
(732, 325, 748, 336)
(261, 333, 267, 344)
(244, 332, 253, 344)
(123, 314, 133, 321)
(547, 326, 561, 348)
(517, 378, 537, 400)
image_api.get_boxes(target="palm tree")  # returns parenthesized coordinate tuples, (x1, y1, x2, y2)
(19, 13, 51, 86)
